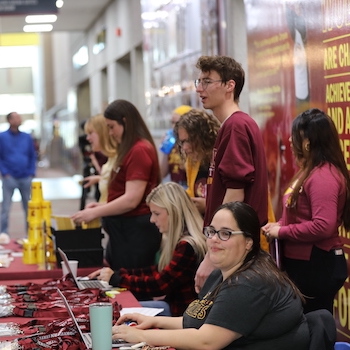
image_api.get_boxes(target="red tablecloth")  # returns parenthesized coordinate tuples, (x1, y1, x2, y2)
(1, 276, 140, 315)
(0, 278, 176, 350)
(1, 240, 99, 280)
(0, 277, 140, 346)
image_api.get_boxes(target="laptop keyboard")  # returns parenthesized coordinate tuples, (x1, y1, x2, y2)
(82, 333, 92, 348)
(79, 279, 107, 289)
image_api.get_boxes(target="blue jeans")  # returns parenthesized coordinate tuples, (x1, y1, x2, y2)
(1, 175, 32, 234)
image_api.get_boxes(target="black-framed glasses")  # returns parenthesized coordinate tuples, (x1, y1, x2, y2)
(203, 226, 244, 241)
(194, 78, 223, 89)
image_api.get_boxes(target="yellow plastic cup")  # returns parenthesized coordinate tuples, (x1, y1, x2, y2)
(27, 200, 42, 224)
(27, 221, 43, 242)
(31, 181, 43, 202)
(22, 239, 37, 264)
(41, 200, 52, 224)
(46, 235, 57, 264)
(36, 240, 45, 264)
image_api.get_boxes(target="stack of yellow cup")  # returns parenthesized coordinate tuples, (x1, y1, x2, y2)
(23, 181, 44, 264)
(41, 200, 56, 264)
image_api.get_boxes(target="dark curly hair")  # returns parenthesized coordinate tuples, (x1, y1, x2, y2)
(173, 108, 220, 166)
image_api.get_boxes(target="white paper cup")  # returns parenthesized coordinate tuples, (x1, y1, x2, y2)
(89, 302, 113, 350)
(61, 260, 78, 278)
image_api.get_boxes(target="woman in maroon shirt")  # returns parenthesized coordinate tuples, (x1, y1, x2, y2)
(263, 108, 350, 313)
(72, 99, 161, 270)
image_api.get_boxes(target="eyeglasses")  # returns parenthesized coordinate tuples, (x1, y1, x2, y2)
(203, 226, 244, 241)
(194, 78, 223, 89)
(177, 139, 190, 147)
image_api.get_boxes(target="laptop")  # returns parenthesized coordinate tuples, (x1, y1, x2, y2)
(57, 288, 136, 349)
(58, 247, 111, 291)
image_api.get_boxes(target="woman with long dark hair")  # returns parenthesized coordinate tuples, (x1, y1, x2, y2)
(72, 99, 161, 270)
(263, 108, 350, 314)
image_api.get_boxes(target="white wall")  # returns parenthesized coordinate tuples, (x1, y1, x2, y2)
(226, 0, 250, 114)
(48, 0, 144, 118)
(51, 32, 72, 107)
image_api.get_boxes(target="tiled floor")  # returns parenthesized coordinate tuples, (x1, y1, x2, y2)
(4, 166, 98, 240)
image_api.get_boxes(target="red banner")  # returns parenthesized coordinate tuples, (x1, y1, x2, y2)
(246, 0, 350, 341)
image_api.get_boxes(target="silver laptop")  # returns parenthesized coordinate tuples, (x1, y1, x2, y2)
(58, 247, 111, 290)
(57, 288, 135, 349)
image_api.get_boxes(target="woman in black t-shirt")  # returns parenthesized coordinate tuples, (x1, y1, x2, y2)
(112, 202, 310, 350)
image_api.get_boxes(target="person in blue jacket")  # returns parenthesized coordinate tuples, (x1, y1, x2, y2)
(0, 112, 37, 244)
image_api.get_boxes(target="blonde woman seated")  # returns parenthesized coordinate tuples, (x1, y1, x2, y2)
(82, 114, 117, 203)
(113, 202, 309, 350)
(174, 109, 220, 214)
(89, 182, 207, 316)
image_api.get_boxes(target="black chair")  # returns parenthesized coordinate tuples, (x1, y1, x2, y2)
(305, 309, 336, 350)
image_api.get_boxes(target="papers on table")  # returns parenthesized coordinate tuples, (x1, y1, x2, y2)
(0, 253, 13, 268)
(120, 307, 164, 317)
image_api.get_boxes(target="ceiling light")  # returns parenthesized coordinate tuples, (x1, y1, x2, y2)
(56, 0, 64, 9)
(25, 15, 57, 24)
(23, 24, 53, 33)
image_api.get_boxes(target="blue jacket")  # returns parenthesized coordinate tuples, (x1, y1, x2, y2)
(0, 129, 36, 178)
